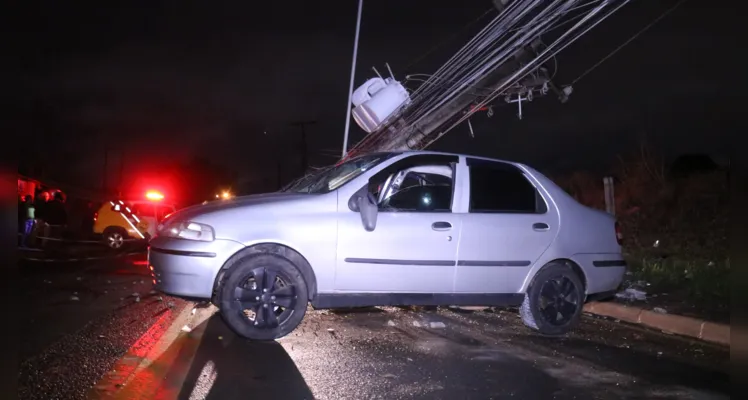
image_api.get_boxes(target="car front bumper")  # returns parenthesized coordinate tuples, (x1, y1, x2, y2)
(148, 236, 245, 299)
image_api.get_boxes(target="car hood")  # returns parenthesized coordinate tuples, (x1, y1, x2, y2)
(165, 192, 314, 223)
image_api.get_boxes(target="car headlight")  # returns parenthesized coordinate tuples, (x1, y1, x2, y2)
(161, 221, 215, 242)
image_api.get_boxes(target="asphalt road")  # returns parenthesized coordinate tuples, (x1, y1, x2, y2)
(18, 251, 188, 400)
(157, 306, 729, 400)
(18, 253, 729, 400)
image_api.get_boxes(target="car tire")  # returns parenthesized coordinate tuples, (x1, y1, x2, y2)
(219, 253, 308, 341)
(520, 261, 585, 336)
(103, 227, 127, 250)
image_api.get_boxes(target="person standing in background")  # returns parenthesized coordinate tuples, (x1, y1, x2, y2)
(43, 191, 68, 245)
(20, 195, 36, 247)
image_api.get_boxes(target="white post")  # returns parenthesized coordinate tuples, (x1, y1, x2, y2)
(603, 176, 616, 216)
(342, 0, 363, 158)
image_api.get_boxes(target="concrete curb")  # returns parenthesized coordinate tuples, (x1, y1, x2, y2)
(583, 301, 730, 346)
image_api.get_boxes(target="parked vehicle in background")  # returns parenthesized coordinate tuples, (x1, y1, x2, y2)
(148, 151, 626, 340)
(94, 195, 176, 249)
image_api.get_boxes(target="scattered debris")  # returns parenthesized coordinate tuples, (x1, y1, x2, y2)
(98, 335, 106, 339)
(653, 307, 668, 314)
(106, 280, 111, 284)
(218, 336, 223, 340)
(76, 277, 82, 281)
(429, 321, 446, 329)
(157, 296, 163, 301)
(191, 308, 197, 315)
(140, 280, 145, 284)
(412, 321, 421, 327)
(327, 328, 335, 332)
(150, 290, 157, 295)
(386, 320, 396, 327)
(73, 291, 78, 295)
(135, 297, 141, 303)
(167, 302, 175, 308)
(407, 358, 413, 362)
(131, 292, 139, 297)
(383, 373, 397, 379)
(69, 296, 80, 301)
(181, 325, 192, 333)
(657, 351, 663, 356)
(615, 288, 647, 301)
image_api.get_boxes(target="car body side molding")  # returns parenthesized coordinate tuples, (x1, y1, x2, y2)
(457, 260, 532, 267)
(344, 258, 456, 266)
(312, 292, 525, 309)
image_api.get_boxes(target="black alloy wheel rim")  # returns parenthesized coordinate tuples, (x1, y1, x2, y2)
(538, 276, 579, 326)
(234, 266, 297, 329)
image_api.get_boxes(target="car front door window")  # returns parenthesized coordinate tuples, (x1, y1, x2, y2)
(379, 171, 453, 212)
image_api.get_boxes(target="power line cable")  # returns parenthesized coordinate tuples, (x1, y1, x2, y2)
(570, 0, 688, 85)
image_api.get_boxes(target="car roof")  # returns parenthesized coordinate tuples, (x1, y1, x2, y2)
(393, 150, 522, 167)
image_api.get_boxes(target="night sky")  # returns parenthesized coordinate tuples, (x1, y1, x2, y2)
(15, 0, 738, 196)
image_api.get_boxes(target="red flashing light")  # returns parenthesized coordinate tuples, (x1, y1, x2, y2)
(145, 191, 164, 201)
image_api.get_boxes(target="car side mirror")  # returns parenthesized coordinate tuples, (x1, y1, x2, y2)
(348, 192, 361, 212)
(357, 192, 378, 232)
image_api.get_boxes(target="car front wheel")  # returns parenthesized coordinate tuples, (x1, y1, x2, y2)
(520, 261, 585, 336)
(219, 253, 308, 341)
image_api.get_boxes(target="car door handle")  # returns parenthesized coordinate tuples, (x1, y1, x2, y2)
(432, 221, 452, 231)
(533, 222, 550, 231)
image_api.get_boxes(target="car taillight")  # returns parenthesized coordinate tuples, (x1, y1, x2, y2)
(615, 222, 623, 245)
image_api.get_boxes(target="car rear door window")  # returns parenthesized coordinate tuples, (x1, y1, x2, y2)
(468, 160, 546, 213)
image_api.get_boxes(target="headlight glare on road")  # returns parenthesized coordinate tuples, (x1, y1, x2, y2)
(163, 221, 215, 242)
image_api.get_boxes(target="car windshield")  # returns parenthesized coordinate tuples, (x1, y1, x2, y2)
(280, 166, 333, 192)
(285, 153, 396, 194)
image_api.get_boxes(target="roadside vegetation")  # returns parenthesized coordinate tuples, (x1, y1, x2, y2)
(552, 145, 729, 307)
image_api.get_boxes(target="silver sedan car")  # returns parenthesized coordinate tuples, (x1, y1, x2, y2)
(149, 151, 625, 340)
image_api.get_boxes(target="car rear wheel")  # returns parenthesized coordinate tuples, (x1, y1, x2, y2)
(520, 261, 584, 336)
(219, 254, 308, 341)
(103, 228, 127, 250)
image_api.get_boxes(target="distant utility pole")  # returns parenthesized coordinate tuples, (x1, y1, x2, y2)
(118, 149, 125, 197)
(276, 161, 282, 190)
(102, 145, 109, 192)
(291, 120, 316, 173)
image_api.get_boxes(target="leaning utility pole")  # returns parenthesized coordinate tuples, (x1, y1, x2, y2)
(342, 0, 364, 158)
